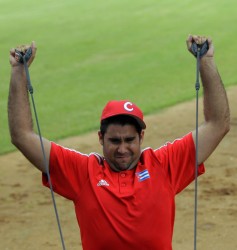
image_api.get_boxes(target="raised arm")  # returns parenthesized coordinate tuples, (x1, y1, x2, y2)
(8, 42, 51, 173)
(186, 35, 230, 165)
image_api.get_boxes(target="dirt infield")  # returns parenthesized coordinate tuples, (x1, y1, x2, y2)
(1, 86, 236, 250)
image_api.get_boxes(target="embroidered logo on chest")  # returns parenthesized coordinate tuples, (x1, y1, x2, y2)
(97, 179, 110, 187)
(136, 169, 150, 182)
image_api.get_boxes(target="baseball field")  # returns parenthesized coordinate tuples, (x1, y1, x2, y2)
(0, 0, 237, 249)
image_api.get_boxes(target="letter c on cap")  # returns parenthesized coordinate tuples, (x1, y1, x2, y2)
(124, 102, 133, 112)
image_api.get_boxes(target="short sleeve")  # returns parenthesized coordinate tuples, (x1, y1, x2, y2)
(154, 133, 205, 194)
(42, 142, 89, 201)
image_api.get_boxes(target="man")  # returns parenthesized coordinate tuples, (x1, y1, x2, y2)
(8, 35, 230, 249)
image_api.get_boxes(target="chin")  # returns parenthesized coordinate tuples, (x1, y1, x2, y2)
(119, 163, 135, 171)
(113, 163, 130, 171)
(119, 166, 130, 171)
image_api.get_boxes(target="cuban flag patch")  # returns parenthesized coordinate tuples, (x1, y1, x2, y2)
(136, 169, 150, 182)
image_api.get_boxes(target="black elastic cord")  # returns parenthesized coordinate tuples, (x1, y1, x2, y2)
(194, 48, 200, 250)
(22, 56, 66, 250)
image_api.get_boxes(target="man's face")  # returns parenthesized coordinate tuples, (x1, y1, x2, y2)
(98, 124, 144, 172)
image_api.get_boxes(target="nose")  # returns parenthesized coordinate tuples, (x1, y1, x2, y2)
(117, 142, 127, 154)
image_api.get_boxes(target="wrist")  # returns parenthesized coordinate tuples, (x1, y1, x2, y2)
(11, 64, 25, 74)
(11, 65, 27, 82)
(200, 56, 215, 66)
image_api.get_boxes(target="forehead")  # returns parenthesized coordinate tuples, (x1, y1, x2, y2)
(105, 124, 138, 137)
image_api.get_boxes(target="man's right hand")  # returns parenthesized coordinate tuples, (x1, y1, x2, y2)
(9, 41, 37, 68)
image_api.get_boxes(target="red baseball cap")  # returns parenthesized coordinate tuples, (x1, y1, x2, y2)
(101, 100, 146, 129)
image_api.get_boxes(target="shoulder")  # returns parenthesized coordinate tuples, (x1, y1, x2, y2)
(50, 142, 103, 164)
(140, 132, 194, 161)
(154, 132, 194, 152)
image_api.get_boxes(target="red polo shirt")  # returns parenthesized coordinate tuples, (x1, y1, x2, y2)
(43, 132, 204, 250)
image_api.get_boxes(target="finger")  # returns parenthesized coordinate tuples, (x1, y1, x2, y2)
(187, 34, 193, 43)
(9, 48, 21, 65)
(27, 41, 37, 66)
(31, 41, 37, 54)
(16, 44, 27, 54)
(206, 37, 214, 54)
(186, 34, 193, 48)
(201, 36, 207, 44)
(191, 35, 199, 43)
(207, 37, 212, 47)
(10, 48, 15, 56)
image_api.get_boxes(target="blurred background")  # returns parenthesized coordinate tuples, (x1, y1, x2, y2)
(0, 0, 236, 154)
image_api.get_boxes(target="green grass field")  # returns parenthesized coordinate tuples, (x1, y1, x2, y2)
(0, 0, 237, 154)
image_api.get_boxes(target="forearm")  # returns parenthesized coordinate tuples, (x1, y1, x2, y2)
(8, 65, 34, 146)
(200, 57, 230, 132)
(187, 35, 230, 163)
(8, 42, 51, 173)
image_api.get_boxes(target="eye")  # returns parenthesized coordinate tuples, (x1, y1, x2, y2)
(125, 137, 135, 143)
(109, 138, 121, 144)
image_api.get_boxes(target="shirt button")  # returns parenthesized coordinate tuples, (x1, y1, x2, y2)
(121, 173, 126, 178)
(121, 183, 126, 187)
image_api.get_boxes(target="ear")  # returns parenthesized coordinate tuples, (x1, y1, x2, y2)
(98, 131, 103, 145)
(139, 130, 145, 145)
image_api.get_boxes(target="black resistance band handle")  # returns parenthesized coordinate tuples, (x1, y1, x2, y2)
(15, 48, 34, 94)
(191, 40, 209, 58)
(15, 47, 32, 64)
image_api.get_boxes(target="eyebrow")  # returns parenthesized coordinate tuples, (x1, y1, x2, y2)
(108, 136, 136, 143)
